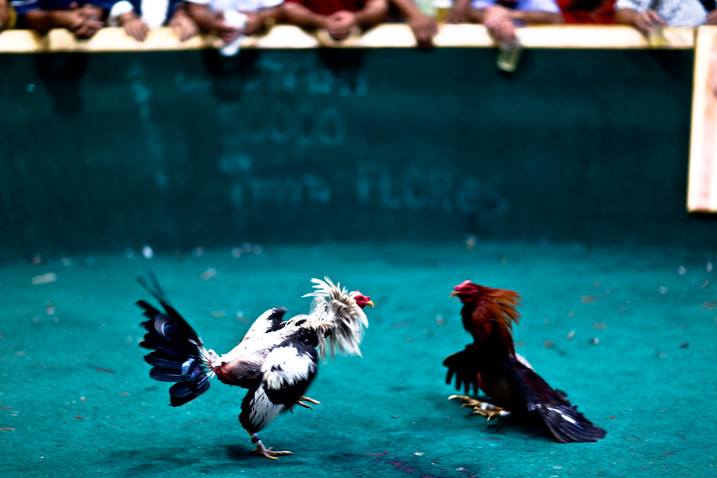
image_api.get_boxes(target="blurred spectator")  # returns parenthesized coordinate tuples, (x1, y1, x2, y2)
(108, 0, 197, 41)
(557, 0, 614, 23)
(447, 0, 563, 44)
(389, 0, 437, 48)
(615, 0, 706, 34)
(283, 0, 389, 41)
(185, 0, 282, 46)
(702, 0, 717, 24)
(21, 0, 115, 38)
(2, 0, 17, 30)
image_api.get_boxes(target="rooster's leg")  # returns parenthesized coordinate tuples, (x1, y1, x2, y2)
(448, 395, 511, 422)
(249, 432, 293, 460)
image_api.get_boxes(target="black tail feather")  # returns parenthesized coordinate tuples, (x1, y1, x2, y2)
(136, 270, 202, 345)
(139, 337, 195, 360)
(170, 375, 212, 407)
(136, 268, 173, 309)
(534, 403, 607, 443)
(508, 356, 606, 443)
(137, 300, 161, 320)
(144, 351, 183, 370)
(150, 368, 184, 382)
(136, 270, 214, 407)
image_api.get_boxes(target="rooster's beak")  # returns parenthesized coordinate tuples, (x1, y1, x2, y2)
(449, 291, 459, 298)
(366, 300, 374, 308)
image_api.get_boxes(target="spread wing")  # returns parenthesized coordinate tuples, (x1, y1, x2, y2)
(238, 340, 318, 434)
(443, 343, 480, 395)
(506, 355, 606, 443)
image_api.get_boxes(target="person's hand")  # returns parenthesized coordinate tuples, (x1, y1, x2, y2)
(60, 8, 86, 32)
(242, 11, 263, 35)
(486, 17, 515, 44)
(483, 4, 511, 25)
(484, 5, 515, 44)
(120, 13, 149, 42)
(78, 3, 102, 21)
(169, 10, 198, 41)
(633, 9, 665, 35)
(408, 13, 437, 49)
(707, 9, 717, 25)
(65, 3, 104, 39)
(326, 10, 356, 40)
(445, 7, 470, 24)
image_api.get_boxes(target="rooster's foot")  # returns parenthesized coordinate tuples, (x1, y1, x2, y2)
(297, 396, 321, 410)
(250, 444, 293, 461)
(448, 395, 511, 422)
(249, 433, 293, 461)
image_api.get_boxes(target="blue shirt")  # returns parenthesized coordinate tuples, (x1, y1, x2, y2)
(12, 0, 118, 14)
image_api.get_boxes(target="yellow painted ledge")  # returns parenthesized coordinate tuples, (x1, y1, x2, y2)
(0, 24, 699, 53)
(688, 26, 717, 213)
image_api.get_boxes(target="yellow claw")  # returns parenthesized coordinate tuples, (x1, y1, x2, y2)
(448, 395, 509, 422)
(251, 446, 293, 461)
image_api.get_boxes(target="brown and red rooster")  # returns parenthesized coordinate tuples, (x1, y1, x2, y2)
(444, 280, 606, 443)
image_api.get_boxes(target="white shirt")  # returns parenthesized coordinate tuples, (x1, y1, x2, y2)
(145, 0, 171, 28)
(185, 0, 282, 12)
(109, 0, 171, 29)
(615, 0, 707, 26)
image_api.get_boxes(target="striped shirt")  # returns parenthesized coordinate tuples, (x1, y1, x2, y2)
(471, 0, 560, 12)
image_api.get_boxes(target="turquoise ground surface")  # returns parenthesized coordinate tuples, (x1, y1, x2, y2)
(1, 241, 716, 478)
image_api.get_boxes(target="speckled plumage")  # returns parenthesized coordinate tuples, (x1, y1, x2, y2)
(136, 273, 371, 459)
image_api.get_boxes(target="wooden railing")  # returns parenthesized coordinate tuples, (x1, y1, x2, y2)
(0, 24, 696, 52)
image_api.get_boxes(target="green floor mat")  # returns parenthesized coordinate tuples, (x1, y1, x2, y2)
(1, 241, 715, 477)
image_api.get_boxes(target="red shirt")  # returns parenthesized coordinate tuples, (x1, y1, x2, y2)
(285, 0, 365, 15)
(557, 0, 615, 24)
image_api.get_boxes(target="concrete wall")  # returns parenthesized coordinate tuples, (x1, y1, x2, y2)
(1, 47, 714, 258)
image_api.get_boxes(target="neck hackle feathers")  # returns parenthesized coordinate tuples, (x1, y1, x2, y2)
(452, 280, 521, 353)
(299, 277, 370, 360)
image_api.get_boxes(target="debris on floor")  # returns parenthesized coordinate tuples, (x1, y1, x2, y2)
(31, 273, 57, 285)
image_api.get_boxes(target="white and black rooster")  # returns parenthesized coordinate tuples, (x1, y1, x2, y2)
(136, 270, 373, 460)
